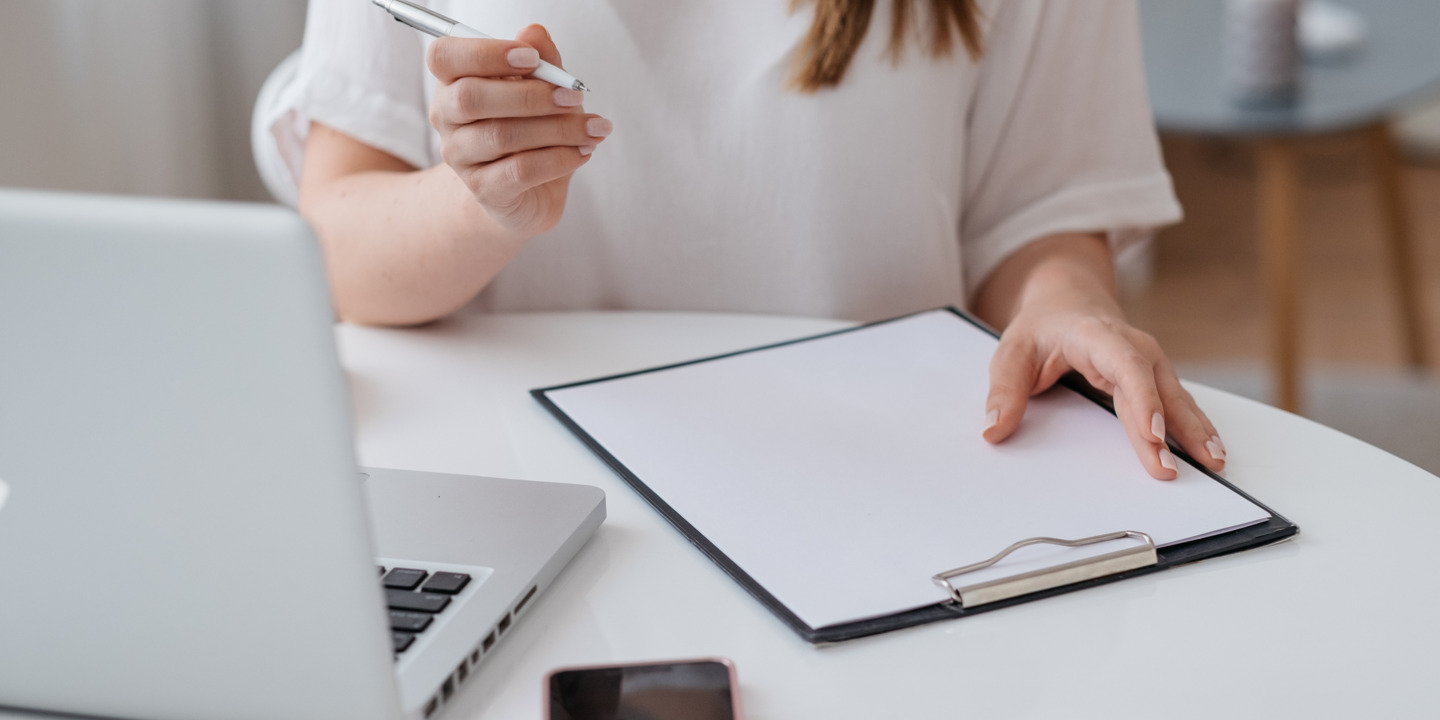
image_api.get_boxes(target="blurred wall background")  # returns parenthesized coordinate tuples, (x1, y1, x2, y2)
(1, 1, 1438, 200)
(0, 0, 304, 201)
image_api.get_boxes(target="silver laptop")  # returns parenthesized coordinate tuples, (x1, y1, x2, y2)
(0, 189, 605, 720)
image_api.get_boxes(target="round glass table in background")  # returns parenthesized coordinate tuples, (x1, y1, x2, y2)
(1138, 0, 1440, 412)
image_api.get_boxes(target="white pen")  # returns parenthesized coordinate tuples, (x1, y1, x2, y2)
(373, 0, 589, 92)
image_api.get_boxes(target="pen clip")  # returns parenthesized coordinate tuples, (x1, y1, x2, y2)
(378, 0, 459, 38)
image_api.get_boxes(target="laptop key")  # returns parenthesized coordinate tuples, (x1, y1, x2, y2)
(383, 568, 428, 590)
(386, 588, 451, 614)
(420, 572, 471, 595)
(393, 631, 417, 654)
(389, 610, 434, 633)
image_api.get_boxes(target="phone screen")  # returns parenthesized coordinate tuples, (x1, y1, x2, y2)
(547, 660, 736, 720)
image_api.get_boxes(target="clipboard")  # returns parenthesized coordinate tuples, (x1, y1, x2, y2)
(533, 308, 1298, 644)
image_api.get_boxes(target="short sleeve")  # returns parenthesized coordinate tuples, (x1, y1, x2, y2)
(960, 0, 1182, 297)
(256, 0, 432, 206)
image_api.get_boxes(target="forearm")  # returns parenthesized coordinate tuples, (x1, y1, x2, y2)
(297, 122, 534, 326)
(971, 232, 1120, 330)
(299, 163, 527, 326)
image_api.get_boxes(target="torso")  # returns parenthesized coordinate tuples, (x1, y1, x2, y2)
(422, 0, 978, 320)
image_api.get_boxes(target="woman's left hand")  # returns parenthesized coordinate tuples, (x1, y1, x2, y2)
(974, 233, 1227, 480)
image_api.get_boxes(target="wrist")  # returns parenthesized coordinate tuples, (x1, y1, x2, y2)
(431, 165, 535, 247)
(974, 233, 1120, 328)
(1014, 250, 1123, 321)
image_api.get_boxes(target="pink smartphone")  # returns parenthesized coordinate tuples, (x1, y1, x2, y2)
(543, 657, 743, 720)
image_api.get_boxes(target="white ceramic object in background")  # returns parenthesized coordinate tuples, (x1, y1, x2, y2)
(1222, 0, 1302, 105)
(1299, 0, 1367, 61)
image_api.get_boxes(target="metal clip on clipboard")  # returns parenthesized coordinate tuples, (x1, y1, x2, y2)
(932, 531, 1158, 609)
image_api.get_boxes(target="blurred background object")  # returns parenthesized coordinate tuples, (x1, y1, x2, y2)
(1123, 132, 1440, 476)
(0, 0, 304, 200)
(1396, 101, 1440, 160)
(0, 0, 1436, 474)
(1133, 0, 1440, 473)
(1221, 0, 1303, 106)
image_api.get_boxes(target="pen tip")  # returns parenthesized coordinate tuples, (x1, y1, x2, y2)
(575, 81, 590, 92)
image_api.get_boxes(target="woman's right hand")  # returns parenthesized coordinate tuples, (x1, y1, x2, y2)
(426, 24, 611, 239)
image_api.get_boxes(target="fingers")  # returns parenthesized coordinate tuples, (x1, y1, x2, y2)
(1154, 362, 1226, 472)
(427, 25, 585, 128)
(427, 25, 606, 186)
(1111, 385, 1177, 481)
(1028, 322, 1168, 480)
(426, 26, 563, 84)
(426, 26, 566, 84)
(457, 145, 594, 209)
(985, 315, 1228, 482)
(1093, 338, 1176, 481)
(1081, 332, 1231, 480)
(515, 24, 563, 68)
(427, 36, 544, 84)
(443, 114, 612, 166)
(432, 77, 586, 127)
(983, 333, 1040, 444)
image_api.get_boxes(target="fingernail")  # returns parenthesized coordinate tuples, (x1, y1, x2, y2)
(507, 47, 539, 69)
(1150, 412, 1166, 443)
(578, 144, 596, 156)
(585, 117, 613, 138)
(1207, 436, 1227, 461)
(554, 88, 584, 107)
(984, 408, 999, 432)
(1158, 447, 1178, 472)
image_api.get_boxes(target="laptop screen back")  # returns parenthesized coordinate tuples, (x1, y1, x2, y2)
(0, 190, 402, 720)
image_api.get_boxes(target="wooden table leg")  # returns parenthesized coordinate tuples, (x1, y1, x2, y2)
(1256, 139, 1302, 413)
(1365, 121, 1430, 368)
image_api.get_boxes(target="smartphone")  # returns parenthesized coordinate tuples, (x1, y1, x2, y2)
(544, 657, 742, 720)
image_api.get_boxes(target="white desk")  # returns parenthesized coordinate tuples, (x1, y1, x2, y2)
(336, 311, 1440, 719)
(4, 312, 1425, 720)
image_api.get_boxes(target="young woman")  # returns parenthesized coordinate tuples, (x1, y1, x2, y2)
(264, 0, 1228, 480)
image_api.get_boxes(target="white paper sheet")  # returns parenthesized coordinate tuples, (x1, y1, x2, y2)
(545, 310, 1272, 629)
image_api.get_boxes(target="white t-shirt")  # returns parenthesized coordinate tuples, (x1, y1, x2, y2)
(263, 0, 1181, 322)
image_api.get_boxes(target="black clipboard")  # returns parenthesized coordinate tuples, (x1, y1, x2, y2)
(533, 308, 1298, 644)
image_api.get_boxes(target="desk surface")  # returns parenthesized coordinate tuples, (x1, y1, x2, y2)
(335, 311, 1437, 719)
(1140, 0, 1440, 135)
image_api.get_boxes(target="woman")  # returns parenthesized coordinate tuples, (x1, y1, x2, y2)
(264, 0, 1227, 480)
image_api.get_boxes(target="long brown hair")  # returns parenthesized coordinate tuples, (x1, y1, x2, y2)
(790, 0, 984, 92)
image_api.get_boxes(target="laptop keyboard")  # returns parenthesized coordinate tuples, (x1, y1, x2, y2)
(380, 566, 472, 656)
